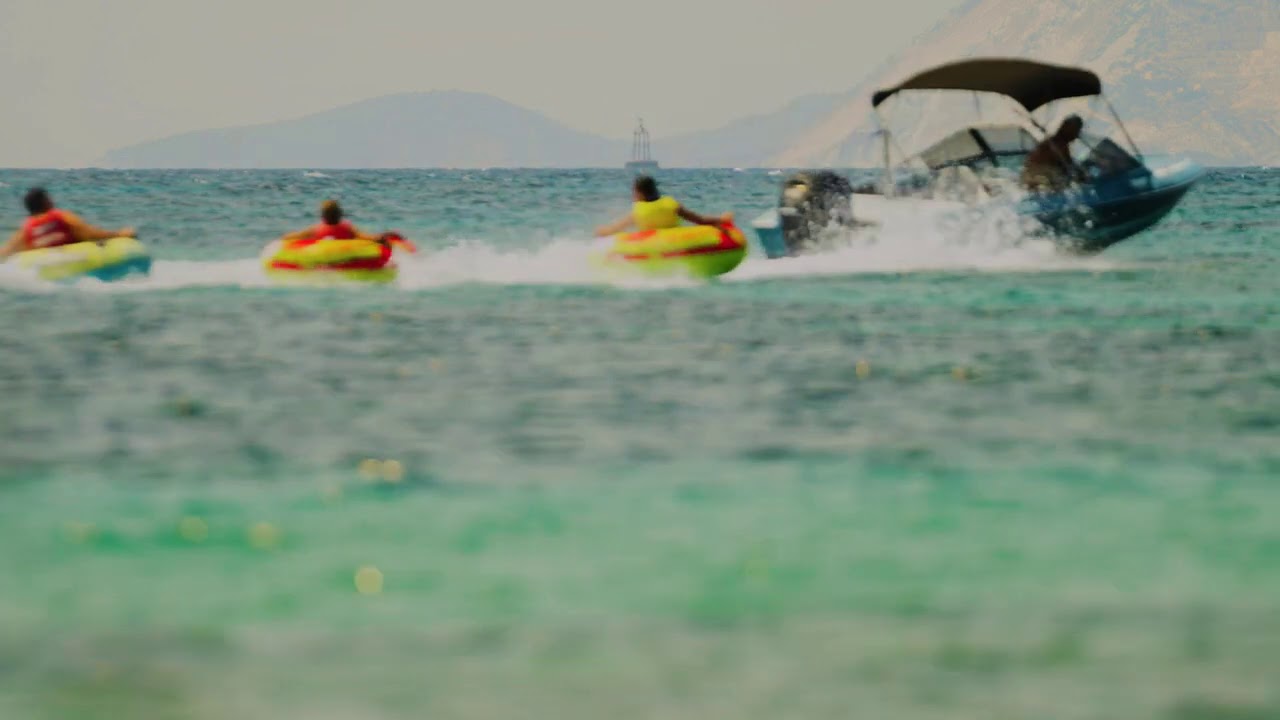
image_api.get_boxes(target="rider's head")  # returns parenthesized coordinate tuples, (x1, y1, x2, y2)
(632, 175, 660, 202)
(1058, 115, 1084, 142)
(23, 187, 54, 215)
(320, 199, 344, 225)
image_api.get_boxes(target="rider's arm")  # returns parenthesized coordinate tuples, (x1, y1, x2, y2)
(0, 229, 23, 260)
(280, 227, 313, 242)
(64, 211, 133, 242)
(594, 214, 634, 237)
(350, 226, 381, 242)
(677, 206, 732, 226)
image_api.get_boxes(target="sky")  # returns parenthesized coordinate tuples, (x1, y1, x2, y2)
(0, 0, 968, 167)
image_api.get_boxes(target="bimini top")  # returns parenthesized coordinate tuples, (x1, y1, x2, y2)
(871, 58, 1103, 112)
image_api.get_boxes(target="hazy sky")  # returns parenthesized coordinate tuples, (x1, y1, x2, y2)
(0, 0, 967, 167)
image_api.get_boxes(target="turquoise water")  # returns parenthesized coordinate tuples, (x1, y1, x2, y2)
(1, 169, 1278, 718)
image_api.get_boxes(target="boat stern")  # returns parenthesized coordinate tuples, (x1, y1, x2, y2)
(751, 209, 788, 259)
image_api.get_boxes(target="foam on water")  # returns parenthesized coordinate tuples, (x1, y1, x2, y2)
(394, 237, 712, 291)
(0, 262, 54, 293)
(0, 257, 274, 294)
(0, 208, 1117, 295)
(734, 201, 1121, 281)
(396, 237, 603, 288)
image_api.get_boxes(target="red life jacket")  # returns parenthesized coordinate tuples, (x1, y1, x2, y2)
(310, 221, 356, 240)
(21, 210, 77, 250)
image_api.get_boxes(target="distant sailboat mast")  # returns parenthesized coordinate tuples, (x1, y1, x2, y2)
(633, 120, 643, 162)
(625, 117, 660, 172)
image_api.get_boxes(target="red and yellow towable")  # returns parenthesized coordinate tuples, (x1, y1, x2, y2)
(593, 222, 748, 279)
(262, 233, 417, 284)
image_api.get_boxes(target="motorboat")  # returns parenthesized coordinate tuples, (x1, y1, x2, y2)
(753, 58, 1204, 257)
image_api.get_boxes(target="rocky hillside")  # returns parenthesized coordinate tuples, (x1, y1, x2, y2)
(772, 0, 1280, 167)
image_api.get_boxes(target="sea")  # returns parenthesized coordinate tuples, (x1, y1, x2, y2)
(0, 167, 1277, 719)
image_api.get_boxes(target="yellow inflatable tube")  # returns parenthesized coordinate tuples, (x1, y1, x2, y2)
(268, 239, 389, 269)
(594, 223, 748, 279)
(11, 237, 152, 282)
(261, 238, 398, 284)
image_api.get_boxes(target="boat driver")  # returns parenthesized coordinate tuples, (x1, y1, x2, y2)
(0, 187, 135, 260)
(1022, 115, 1088, 191)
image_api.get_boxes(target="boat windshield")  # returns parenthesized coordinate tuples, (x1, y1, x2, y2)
(913, 125, 1141, 180)
(1074, 133, 1143, 177)
(917, 125, 1039, 172)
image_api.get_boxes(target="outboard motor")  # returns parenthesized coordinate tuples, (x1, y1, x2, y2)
(778, 171, 856, 255)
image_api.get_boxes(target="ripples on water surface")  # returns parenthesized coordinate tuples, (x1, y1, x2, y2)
(1, 169, 1278, 719)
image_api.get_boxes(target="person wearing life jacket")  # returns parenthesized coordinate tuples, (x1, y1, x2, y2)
(594, 175, 733, 237)
(0, 187, 135, 260)
(280, 200, 382, 243)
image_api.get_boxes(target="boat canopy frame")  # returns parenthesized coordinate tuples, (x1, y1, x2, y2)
(872, 58, 1102, 113)
(869, 58, 1143, 196)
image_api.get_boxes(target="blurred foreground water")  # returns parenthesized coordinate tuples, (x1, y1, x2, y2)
(1, 168, 1278, 718)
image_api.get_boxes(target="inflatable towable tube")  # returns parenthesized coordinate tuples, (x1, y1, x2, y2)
(262, 233, 415, 284)
(12, 237, 152, 282)
(594, 223, 748, 279)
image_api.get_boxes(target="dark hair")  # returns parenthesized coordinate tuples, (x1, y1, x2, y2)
(24, 187, 53, 215)
(633, 175, 660, 202)
(1061, 115, 1084, 132)
(320, 199, 343, 225)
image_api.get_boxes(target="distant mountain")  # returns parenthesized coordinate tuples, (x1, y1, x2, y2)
(104, 89, 859, 169)
(771, 0, 1280, 167)
(104, 91, 624, 169)
(108, 2, 1276, 171)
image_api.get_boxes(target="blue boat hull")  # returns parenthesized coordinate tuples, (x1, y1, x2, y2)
(752, 157, 1203, 258)
(1022, 156, 1203, 252)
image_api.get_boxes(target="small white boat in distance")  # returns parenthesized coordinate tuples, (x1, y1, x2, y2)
(625, 118, 660, 173)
